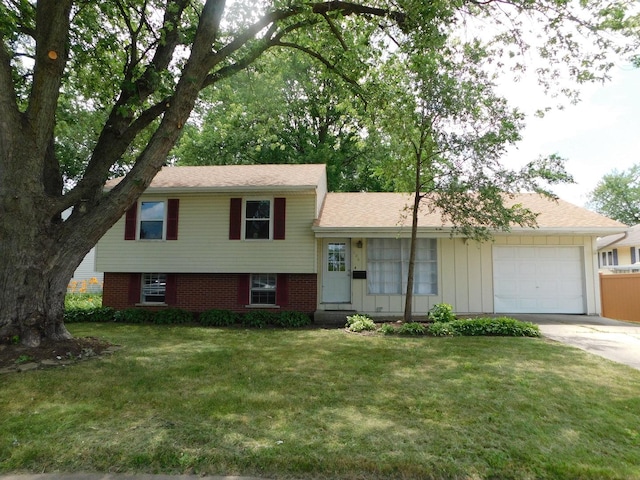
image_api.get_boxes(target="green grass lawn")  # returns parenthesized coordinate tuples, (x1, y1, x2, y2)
(2, 323, 640, 480)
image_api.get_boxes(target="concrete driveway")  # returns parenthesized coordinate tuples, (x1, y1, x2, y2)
(510, 314, 640, 370)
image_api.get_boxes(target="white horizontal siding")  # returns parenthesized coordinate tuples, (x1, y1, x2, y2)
(96, 192, 317, 273)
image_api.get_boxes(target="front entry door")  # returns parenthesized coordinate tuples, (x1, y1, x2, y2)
(322, 239, 351, 303)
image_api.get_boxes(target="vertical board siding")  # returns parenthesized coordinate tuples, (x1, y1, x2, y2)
(600, 273, 640, 323)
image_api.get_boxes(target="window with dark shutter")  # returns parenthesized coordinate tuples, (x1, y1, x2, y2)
(124, 204, 137, 240)
(229, 198, 242, 240)
(274, 197, 286, 240)
(237, 274, 250, 305)
(166, 199, 179, 240)
(276, 273, 289, 306)
(128, 273, 142, 304)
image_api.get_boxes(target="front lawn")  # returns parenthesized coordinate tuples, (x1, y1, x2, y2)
(1, 323, 639, 479)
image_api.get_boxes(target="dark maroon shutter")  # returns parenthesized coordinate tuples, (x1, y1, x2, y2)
(166, 199, 179, 240)
(276, 274, 289, 307)
(165, 274, 178, 305)
(124, 204, 137, 240)
(237, 274, 250, 305)
(274, 197, 286, 240)
(128, 273, 141, 304)
(229, 198, 242, 240)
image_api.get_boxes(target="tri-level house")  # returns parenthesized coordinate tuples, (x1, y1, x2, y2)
(96, 164, 625, 317)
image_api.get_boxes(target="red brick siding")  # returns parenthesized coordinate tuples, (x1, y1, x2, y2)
(102, 272, 317, 314)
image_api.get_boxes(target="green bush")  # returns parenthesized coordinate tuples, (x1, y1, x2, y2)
(242, 310, 278, 328)
(446, 317, 540, 337)
(153, 308, 193, 325)
(426, 317, 540, 337)
(114, 308, 154, 324)
(345, 313, 376, 332)
(64, 307, 115, 323)
(379, 324, 397, 335)
(64, 293, 103, 310)
(199, 309, 239, 327)
(397, 322, 426, 335)
(428, 303, 456, 323)
(426, 321, 456, 337)
(273, 311, 311, 328)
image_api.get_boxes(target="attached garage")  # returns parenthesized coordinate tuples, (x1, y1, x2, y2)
(493, 246, 586, 314)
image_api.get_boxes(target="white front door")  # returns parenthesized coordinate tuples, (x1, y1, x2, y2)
(322, 239, 351, 303)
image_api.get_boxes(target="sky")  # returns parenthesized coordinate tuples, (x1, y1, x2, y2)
(500, 63, 640, 208)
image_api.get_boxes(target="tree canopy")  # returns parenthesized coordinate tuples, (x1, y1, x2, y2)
(0, 0, 637, 345)
(587, 164, 640, 225)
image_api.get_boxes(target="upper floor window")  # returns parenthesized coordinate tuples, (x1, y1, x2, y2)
(124, 199, 179, 241)
(140, 201, 165, 239)
(245, 200, 271, 240)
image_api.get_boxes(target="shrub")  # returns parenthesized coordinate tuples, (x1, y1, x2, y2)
(64, 307, 115, 323)
(64, 293, 103, 310)
(152, 308, 193, 325)
(345, 313, 376, 333)
(445, 317, 540, 337)
(199, 309, 239, 327)
(426, 322, 456, 337)
(273, 311, 311, 328)
(428, 303, 456, 323)
(242, 310, 278, 328)
(397, 322, 426, 336)
(379, 324, 397, 335)
(114, 308, 153, 324)
(425, 317, 540, 337)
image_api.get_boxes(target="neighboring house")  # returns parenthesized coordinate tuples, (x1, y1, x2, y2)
(63, 209, 104, 293)
(597, 224, 640, 272)
(95, 164, 625, 317)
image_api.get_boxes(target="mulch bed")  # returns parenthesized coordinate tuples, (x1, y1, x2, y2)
(0, 336, 117, 374)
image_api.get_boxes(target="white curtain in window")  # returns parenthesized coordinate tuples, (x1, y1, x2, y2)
(367, 238, 437, 295)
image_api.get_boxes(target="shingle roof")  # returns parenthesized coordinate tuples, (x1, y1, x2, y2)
(105, 164, 326, 191)
(314, 192, 625, 233)
(597, 224, 640, 249)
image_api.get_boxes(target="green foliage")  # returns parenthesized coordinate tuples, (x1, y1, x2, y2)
(427, 317, 540, 337)
(152, 308, 193, 325)
(587, 164, 640, 225)
(273, 311, 312, 328)
(426, 322, 456, 337)
(379, 324, 398, 335)
(65, 294, 103, 310)
(345, 314, 376, 332)
(64, 307, 115, 323)
(198, 309, 239, 327)
(397, 322, 426, 335)
(113, 308, 154, 324)
(242, 310, 278, 328)
(428, 303, 457, 323)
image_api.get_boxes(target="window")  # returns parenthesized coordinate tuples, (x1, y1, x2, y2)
(140, 201, 165, 239)
(328, 242, 347, 272)
(600, 250, 617, 267)
(250, 274, 276, 305)
(142, 273, 166, 303)
(367, 238, 437, 295)
(245, 200, 271, 239)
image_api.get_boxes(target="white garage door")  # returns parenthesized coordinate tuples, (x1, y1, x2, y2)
(493, 246, 586, 314)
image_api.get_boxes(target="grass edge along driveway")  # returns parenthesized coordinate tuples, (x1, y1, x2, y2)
(2, 323, 640, 480)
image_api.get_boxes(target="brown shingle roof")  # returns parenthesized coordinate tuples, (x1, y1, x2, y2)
(314, 192, 625, 233)
(105, 164, 326, 191)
